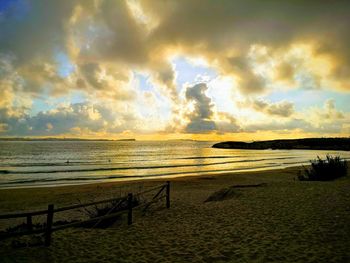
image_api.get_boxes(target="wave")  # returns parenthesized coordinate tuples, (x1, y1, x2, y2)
(0, 161, 126, 168)
(0, 155, 246, 167)
(176, 155, 243, 160)
(0, 155, 252, 167)
(0, 174, 144, 185)
(0, 156, 297, 175)
(0, 163, 285, 187)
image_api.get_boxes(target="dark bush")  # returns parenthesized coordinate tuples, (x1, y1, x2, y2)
(81, 196, 140, 228)
(299, 155, 348, 181)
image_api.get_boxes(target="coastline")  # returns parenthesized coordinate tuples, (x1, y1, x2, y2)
(212, 138, 350, 151)
(0, 162, 308, 190)
(0, 165, 304, 213)
(1, 164, 349, 262)
(2, 139, 350, 190)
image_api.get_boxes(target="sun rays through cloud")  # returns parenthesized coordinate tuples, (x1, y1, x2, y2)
(1, 0, 350, 140)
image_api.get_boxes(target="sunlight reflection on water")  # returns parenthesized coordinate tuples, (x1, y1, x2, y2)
(0, 140, 349, 188)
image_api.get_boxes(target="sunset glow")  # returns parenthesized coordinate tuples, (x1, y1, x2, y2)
(1, 0, 350, 140)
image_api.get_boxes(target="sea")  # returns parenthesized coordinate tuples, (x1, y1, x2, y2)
(1, 140, 350, 189)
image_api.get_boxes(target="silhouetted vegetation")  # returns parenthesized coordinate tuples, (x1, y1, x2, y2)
(81, 196, 140, 228)
(212, 138, 350, 151)
(298, 155, 348, 181)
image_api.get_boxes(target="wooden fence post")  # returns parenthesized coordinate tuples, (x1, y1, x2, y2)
(127, 193, 133, 225)
(26, 215, 33, 231)
(166, 181, 170, 209)
(45, 204, 54, 246)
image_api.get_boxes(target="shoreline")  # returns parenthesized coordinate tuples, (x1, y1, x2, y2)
(0, 162, 308, 190)
(1, 164, 349, 262)
(0, 164, 306, 214)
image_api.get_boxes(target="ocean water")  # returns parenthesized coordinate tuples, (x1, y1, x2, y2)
(0, 140, 350, 188)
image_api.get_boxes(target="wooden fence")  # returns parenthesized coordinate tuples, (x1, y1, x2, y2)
(0, 181, 170, 246)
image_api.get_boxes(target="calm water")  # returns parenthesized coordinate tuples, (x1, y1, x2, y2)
(0, 140, 350, 188)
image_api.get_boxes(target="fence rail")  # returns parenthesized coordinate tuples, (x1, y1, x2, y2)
(0, 181, 170, 246)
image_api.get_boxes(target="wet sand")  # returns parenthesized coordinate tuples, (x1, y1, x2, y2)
(0, 165, 350, 262)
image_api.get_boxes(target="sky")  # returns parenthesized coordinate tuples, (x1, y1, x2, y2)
(0, 0, 350, 141)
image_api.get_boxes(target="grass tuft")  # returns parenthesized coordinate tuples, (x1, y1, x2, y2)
(299, 155, 347, 181)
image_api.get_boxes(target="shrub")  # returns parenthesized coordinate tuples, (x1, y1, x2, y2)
(81, 196, 140, 228)
(299, 155, 348, 181)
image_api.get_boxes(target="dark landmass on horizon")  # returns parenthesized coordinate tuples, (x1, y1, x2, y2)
(212, 138, 350, 151)
(0, 138, 136, 142)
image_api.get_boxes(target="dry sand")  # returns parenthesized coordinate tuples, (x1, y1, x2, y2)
(0, 165, 350, 263)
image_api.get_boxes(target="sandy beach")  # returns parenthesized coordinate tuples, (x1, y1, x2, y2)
(0, 165, 349, 263)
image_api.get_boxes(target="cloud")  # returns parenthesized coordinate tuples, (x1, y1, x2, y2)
(0, 0, 77, 65)
(273, 61, 296, 86)
(244, 118, 311, 133)
(215, 112, 240, 134)
(323, 99, 344, 120)
(0, 123, 8, 132)
(185, 119, 216, 134)
(298, 98, 348, 134)
(0, 0, 180, 113)
(183, 83, 240, 134)
(243, 99, 349, 134)
(184, 83, 216, 133)
(0, 54, 18, 109)
(185, 83, 213, 119)
(77, 62, 135, 100)
(0, 102, 132, 136)
(1, 0, 350, 137)
(252, 99, 295, 117)
(141, 0, 350, 92)
(0, 95, 174, 137)
(243, 118, 343, 134)
(3, 1, 350, 97)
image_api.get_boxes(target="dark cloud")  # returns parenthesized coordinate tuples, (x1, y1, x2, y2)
(274, 61, 295, 84)
(1, 0, 350, 137)
(184, 83, 240, 134)
(215, 112, 240, 134)
(226, 56, 266, 94)
(185, 119, 216, 134)
(252, 99, 295, 117)
(0, 0, 78, 65)
(2, 0, 350, 97)
(77, 62, 135, 100)
(185, 83, 214, 119)
(144, 0, 350, 49)
(76, 0, 148, 65)
(184, 83, 216, 133)
(142, 0, 350, 91)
